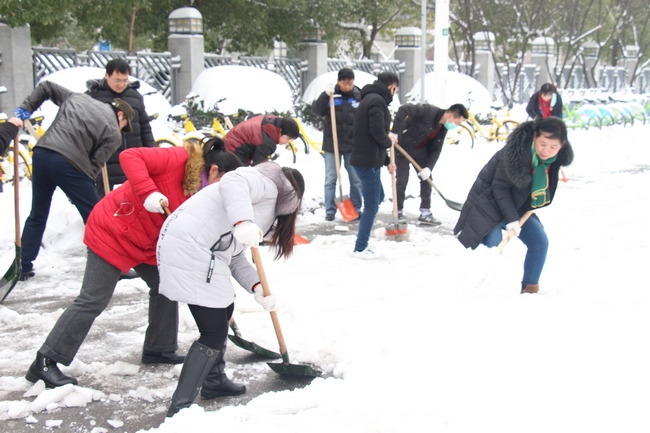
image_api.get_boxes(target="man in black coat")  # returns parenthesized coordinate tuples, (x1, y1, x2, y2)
(312, 68, 363, 221)
(391, 103, 468, 225)
(86, 58, 156, 196)
(350, 72, 400, 256)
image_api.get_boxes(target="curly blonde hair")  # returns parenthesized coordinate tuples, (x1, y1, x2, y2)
(181, 140, 204, 196)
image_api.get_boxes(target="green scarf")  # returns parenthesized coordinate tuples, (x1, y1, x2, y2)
(530, 142, 557, 208)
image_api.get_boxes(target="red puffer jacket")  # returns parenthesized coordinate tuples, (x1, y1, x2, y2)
(84, 146, 193, 272)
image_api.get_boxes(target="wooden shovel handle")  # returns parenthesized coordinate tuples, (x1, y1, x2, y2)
(251, 247, 288, 357)
(14, 131, 21, 247)
(24, 119, 39, 142)
(329, 92, 344, 192)
(498, 210, 533, 253)
(101, 164, 110, 194)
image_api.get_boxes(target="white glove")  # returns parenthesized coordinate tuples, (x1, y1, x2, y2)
(325, 82, 336, 95)
(143, 192, 168, 214)
(389, 132, 398, 144)
(233, 221, 263, 247)
(505, 221, 521, 237)
(254, 285, 277, 312)
(418, 167, 431, 180)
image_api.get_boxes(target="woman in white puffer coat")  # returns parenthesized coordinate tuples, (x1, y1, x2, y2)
(157, 161, 304, 417)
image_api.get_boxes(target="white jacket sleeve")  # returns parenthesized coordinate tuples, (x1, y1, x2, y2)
(229, 251, 259, 294)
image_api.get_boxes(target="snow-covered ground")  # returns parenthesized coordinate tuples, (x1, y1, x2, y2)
(1, 72, 650, 431)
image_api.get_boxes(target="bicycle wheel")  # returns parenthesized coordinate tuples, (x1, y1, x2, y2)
(156, 138, 180, 148)
(446, 123, 475, 149)
(17, 147, 33, 181)
(495, 120, 518, 142)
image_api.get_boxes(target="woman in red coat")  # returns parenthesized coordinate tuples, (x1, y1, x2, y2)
(24, 137, 241, 389)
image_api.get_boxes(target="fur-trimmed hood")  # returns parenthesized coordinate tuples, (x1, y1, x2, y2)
(502, 120, 574, 188)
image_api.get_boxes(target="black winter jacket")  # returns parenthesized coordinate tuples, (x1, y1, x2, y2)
(311, 85, 361, 154)
(86, 79, 155, 188)
(525, 91, 563, 119)
(351, 82, 393, 168)
(391, 103, 446, 170)
(453, 121, 573, 249)
(0, 121, 19, 156)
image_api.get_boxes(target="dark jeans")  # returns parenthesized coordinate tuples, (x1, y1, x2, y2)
(188, 303, 234, 350)
(353, 166, 385, 252)
(481, 212, 548, 286)
(22, 147, 99, 273)
(395, 148, 432, 212)
(40, 249, 179, 365)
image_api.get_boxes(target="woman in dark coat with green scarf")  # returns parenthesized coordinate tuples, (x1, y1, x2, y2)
(453, 117, 573, 294)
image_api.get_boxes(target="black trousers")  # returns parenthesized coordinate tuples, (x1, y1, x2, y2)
(188, 303, 234, 350)
(395, 146, 432, 212)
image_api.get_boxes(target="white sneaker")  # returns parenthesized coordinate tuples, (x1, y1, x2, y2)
(352, 248, 377, 259)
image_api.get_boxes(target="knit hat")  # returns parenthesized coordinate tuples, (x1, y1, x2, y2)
(111, 98, 135, 133)
(338, 68, 355, 81)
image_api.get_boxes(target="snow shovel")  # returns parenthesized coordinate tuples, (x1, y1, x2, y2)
(0, 131, 23, 302)
(228, 317, 281, 359)
(394, 142, 464, 212)
(386, 143, 408, 237)
(251, 247, 321, 377)
(329, 93, 358, 222)
(498, 210, 533, 253)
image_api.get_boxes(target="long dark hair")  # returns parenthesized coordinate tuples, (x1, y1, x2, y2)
(203, 136, 242, 174)
(269, 167, 305, 260)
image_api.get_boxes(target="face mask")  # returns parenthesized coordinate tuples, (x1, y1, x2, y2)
(444, 121, 457, 131)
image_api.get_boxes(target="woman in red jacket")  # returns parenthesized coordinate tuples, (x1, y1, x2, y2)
(24, 137, 241, 389)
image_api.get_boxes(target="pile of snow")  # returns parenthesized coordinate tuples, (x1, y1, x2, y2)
(301, 70, 401, 112)
(409, 71, 493, 115)
(190, 65, 294, 116)
(35, 66, 173, 139)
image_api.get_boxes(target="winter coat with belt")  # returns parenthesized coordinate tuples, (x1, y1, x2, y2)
(350, 82, 394, 168)
(311, 85, 361, 154)
(86, 79, 156, 186)
(19, 81, 122, 179)
(84, 146, 202, 272)
(390, 103, 447, 170)
(157, 162, 301, 308)
(453, 121, 574, 249)
(224, 115, 283, 166)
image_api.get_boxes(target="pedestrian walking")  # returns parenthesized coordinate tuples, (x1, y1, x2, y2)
(526, 83, 563, 120)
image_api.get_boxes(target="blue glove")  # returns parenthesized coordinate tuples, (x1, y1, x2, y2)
(14, 108, 31, 120)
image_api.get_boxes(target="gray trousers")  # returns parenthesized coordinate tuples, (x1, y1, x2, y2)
(40, 248, 179, 366)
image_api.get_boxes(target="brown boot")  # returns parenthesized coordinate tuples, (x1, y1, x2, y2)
(521, 284, 539, 294)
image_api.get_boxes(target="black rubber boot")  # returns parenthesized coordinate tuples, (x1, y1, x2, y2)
(200, 342, 246, 400)
(25, 352, 78, 388)
(167, 341, 220, 417)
